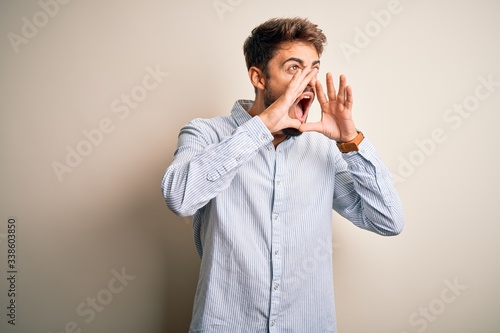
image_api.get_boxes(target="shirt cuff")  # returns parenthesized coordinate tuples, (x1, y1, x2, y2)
(341, 137, 377, 164)
(238, 115, 274, 147)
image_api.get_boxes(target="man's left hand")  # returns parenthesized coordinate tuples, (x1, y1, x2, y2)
(299, 73, 358, 142)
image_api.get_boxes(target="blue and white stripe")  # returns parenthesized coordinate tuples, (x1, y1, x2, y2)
(162, 100, 404, 333)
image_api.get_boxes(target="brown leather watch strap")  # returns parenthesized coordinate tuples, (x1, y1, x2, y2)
(336, 131, 364, 153)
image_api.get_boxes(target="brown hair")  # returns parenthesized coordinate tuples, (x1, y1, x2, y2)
(243, 17, 327, 76)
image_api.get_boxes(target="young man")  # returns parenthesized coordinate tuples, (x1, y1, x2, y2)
(162, 17, 403, 333)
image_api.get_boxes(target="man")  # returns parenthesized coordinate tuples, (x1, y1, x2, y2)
(162, 17, 403, 333)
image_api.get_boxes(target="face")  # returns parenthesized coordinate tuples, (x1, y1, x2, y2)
(263, 42, 320, 136)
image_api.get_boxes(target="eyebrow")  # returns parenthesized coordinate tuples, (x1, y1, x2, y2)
(282, 57, 321, 67)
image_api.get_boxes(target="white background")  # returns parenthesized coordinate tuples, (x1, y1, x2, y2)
(1, 0, 499, 332)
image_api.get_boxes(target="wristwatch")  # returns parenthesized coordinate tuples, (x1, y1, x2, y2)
(336, 131, 364, 153)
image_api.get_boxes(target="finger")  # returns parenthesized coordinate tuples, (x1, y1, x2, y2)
(298, 121, 324, 133)
(337, 74, 347, 104)
(300, 66, 319, 91)
(345, 85, 353, 110)
(326, 72, 336, 101)
(315, 80, 328, 106)
(290, 66, 318, 101)
(288, 66, 312, 93)
(289, 66, 306, 86)
(285, 118, 303, 131)
(283, 68, 306, 103)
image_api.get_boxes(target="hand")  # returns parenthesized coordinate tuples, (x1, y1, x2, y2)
(258, 66, 318, 134)
(299, 73, 358, 142)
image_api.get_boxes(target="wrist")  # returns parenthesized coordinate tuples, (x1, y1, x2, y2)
(257, 113, 274, 133)
(337, 131, 364, 153)
(339, 131, 359, 142)
(337, 122, 358, 142)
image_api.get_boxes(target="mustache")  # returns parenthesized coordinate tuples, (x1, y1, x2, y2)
(303, 86, 315, 94)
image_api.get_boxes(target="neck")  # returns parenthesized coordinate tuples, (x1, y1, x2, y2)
(247, 93, 265, 118)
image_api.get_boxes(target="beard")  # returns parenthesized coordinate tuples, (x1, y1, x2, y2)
(263, 84, 303, 137)
(281, 127, 303, 136)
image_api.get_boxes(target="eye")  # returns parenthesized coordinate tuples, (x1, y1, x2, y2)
(287, 64, 300, 74)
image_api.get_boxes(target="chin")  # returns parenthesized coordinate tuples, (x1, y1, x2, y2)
(282, 127, 303, 137)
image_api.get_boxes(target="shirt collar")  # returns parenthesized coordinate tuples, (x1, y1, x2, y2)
(231, 99, 254, 126)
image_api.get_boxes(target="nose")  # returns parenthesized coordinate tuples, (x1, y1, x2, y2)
(305, 80, 315, 93)
(308, 72, 318, 89)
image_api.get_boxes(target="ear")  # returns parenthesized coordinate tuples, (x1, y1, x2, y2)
(248, 66, 266, 91)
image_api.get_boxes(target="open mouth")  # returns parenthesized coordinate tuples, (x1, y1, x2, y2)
(292, 90, 314, 123)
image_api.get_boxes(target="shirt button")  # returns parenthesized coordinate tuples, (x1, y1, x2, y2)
(273, 283, 279, 290)
(274, 250, 279, 256)
(271, 320, 276, 327)
(276, 180, 281, 185)
(274, 214, 279, 220)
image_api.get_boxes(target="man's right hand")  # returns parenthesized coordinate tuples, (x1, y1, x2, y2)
(258, 66, 318, 135)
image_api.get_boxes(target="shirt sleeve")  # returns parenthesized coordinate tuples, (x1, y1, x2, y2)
(161, 116, 273, 216)
(332, 138, 404, 236)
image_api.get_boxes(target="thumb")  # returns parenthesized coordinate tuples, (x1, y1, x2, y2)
(286, 118, 303, 130)
(298, 121, 323, 133)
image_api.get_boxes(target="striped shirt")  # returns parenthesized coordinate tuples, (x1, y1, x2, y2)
(161, 100, 404, 333)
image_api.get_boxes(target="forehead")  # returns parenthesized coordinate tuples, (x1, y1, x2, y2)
(271, 41, 320, 64)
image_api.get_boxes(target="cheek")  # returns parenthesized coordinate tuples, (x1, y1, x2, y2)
(266, 76, 290, 97)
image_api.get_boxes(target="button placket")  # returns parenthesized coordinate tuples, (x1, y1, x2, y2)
(268, 145, 287, 331)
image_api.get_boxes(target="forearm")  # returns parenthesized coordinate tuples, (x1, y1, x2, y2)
(333, 139, 404, 235)
(161, 116, 273, 216)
